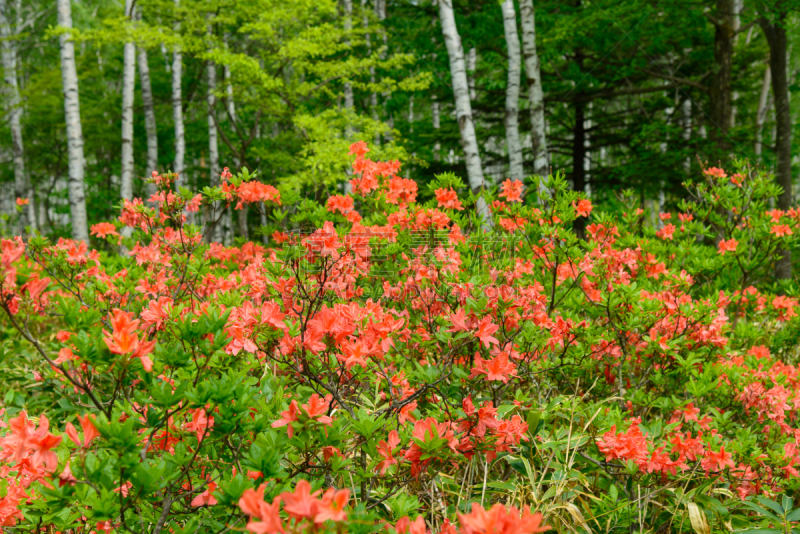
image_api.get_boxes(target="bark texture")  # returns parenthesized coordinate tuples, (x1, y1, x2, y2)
(709, 0, 735, 152)
(573, 99, 586, 239)
(0, 0, 34, 232)
(501, 0, 523, 182)
(207, 24, 221, 243)
(519, 0, 549, 180)
(57, 0, 89, 243)
(760, 14, 792, 280)
(437, 0, 485, 193)
(172, 0, 185, 187)
(120, 0, 136, 205)
(136, 7, 158, 194)
(755, 64, 771, 159)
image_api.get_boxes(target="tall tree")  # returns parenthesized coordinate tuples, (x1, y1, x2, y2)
(708, 0, 736, 152)
(120, 0, 136, 211)
(223, 32, 236, 124)
(759, 3, 795, 279)
(172, 0, 185, 186)
(0, 0, 34, 233)
(343, 0, 354, 132)
(754, 63, 771, 159)
(363, 0, 379, 146)
(136, 7, 158, 193)
(437, 0, 488, 219)
(501, 0, 523, 182)
(57, 0, 89, 243)
(207, 23, 221, 243)
(343, 0, 354, 194)
(519, 0, 548, 179)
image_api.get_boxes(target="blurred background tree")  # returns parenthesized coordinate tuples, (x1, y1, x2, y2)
(0, 0, 797, 246)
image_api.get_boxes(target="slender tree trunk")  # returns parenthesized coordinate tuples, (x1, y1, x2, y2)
(755, 64, 771, 159)
(57, 0, 89, 243)
(467, 47, 477, 101)
(223, 33, 236, 124)
(343, 0, 354, 194)
(222, 34, 235, 246)
(120, 0, 135, 210)
(573, 99, 586, 239)
(207, 25, 221, 243)
(501, 0, 523, 182)
(584, 101, 592, 197)
(731, 0, 743, 125)
(135, 8, 158, 195)
(681, 99, 692, 172)
(238, 206, 248, 240)
(363, 0, 379, 145)
(0, 0, 34, 233)
(709, 0, 735, 152)
(432, 98, 441, 162)
(376, 0, 393, 143)
(343, 0, 354, 131)
(519, 0, 548, 180)
(760, 14, 792, 280)
(437, 0, 485, 195)
(172, 0, 185, 186)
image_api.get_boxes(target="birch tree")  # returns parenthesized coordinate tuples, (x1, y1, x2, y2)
(57, 0, 89, 243)
(755, 64, 771, 159)
(437, 0, 486, 201)
(343, 0, 354, 194)
(223, 33, 236, 124)
(172, 0, 185, 187)
(120, 0, 135, 211)
(343, 0, 354, 132)
(207, 24, 221, 243)
(0, 0, 35, 233)
(135, 8, 158, 194)
(519, 0, 548, 179)
(500, 0, 523, 182)
(363, 0, 379, 146)
(222, 32, 235, 245)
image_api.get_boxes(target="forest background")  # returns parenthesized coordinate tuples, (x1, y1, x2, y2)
(0, 0, 798, 248)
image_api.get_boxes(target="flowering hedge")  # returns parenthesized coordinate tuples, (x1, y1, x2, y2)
(2, 143, 800, 533)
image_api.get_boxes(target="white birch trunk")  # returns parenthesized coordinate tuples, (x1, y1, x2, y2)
(519, 0, 549, 179)
(223, 33, 236, 124)
(136, 33, 158, 194)
(172, 0, 185, 187)
(501, 0, 523, 182)
(57, 0, 89, 243)
(343, 0, 354, 126)
(362, 0, 380, 146)
(755, 65, 771, 159)
(120, 0, 135, 207)
(238, 206, 248, 240)
(467, 47, 477, 101)
(207, 25, 222, 243)
(0, 0, 34, 232)
(161, 42, 171, 73)
(681, 99, 692, 172)
(585, 101, 592, 196)
(259, 208, 267, 245)
(432, 98, 441, 161)
(438, 0, 485, 192)
(376, 0, 394, 143)
(342, 0, 354, 194)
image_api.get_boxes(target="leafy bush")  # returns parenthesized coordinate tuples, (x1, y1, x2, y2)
(2, 145, 800, 533)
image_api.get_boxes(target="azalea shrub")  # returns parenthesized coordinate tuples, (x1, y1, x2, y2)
(2, 144, 800, 534)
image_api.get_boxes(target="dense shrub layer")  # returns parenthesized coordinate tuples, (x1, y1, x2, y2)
(2, 145, 800, 533)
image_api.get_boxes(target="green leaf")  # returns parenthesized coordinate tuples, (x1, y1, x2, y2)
(755, 496, 786, 517)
